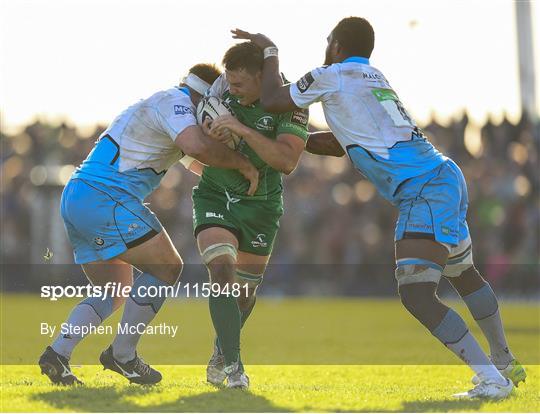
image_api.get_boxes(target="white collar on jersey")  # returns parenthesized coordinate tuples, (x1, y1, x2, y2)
(181, 73, 211, 95)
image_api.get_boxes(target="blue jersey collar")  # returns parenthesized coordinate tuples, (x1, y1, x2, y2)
(342, 56, 370, 65)
(176, 86, 191, 96)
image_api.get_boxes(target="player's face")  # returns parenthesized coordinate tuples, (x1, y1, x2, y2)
(226, 69, 262, 106)
(190, 91, 203, 108)
(324, 32, 338, 65)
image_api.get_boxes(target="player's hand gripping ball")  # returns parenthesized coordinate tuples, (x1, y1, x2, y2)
(196, 96, 241, 150)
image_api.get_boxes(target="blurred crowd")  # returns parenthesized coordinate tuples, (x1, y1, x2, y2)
(1, 112, 539, 295)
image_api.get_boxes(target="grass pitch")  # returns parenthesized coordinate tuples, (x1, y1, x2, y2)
(1, 365, 539, 412)
(1, 295, 539, 412)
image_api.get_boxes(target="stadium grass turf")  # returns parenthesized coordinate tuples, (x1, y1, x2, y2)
(1, 295, 539, 412)
(1, 365, 539, 412)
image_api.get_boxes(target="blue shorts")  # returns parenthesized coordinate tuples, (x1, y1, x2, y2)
(60, 178, 163, 264)
(394, 159, 470, 248)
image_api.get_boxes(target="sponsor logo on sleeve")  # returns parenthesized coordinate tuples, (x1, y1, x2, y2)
(291, 109, 309, 127)
(296, 72, 315, 93)
(174, 105, 193, 115)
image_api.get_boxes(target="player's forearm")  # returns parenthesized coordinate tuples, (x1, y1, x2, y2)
(190, 134, 251, 171)
(240, 126, 297, 174)
(306, 131, 345, 157)
(260, 56, 284, 111)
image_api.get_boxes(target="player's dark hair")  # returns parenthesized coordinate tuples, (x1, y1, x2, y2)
(332, 17, 375, 58)
(223, 42, 263, 75)
(188, 63, 222, 85)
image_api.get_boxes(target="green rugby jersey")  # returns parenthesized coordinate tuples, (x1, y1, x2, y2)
(199, 74, 309, 200)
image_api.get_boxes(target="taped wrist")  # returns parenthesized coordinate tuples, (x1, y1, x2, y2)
(263, 46, 279, 59)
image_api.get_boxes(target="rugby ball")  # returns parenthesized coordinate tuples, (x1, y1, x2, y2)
(196, 96, 241, 150)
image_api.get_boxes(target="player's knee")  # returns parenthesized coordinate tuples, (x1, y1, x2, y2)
(150, 255, 183, 285)
(399, 286, 433, 319)
(446, 265, 486, 297)
(165, 256, 184, 285)
(398, 277, 444, 320)
(448, 264, 477, 280)
(112, 296, 127, 311)
(202, 243, 237, 286)
(208, 255, 236, 286)
(237, 291, 256, 311)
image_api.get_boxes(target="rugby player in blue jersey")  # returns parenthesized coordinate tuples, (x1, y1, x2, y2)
(38, 64, 259, 385)
(231, 18, 526, 399)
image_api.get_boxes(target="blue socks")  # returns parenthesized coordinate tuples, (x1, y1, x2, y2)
(112, 272, 169, 362)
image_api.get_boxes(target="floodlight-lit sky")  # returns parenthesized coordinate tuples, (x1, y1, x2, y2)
(0, 0, 538, 133)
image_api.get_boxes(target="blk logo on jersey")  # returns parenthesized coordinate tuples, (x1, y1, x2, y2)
(297, 72, 315, 93)
(174, 105, 192, 115)
(206, 212, 224, 220)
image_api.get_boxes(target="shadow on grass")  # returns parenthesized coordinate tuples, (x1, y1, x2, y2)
(32, 385, 491, 413)
(357, 398, 485, 413)
(401, 398, 485, 412)
(31, 384, 289, 412)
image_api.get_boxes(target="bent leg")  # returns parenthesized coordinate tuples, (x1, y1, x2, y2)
(396, 238, 505, 383)
(111, 229, 183, 362)
(444, 241, 515, 368)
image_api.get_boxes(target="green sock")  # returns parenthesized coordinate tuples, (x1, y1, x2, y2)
(241, 296, 257, 328)
(216, 296, 257, 353)
(209, 294, 241, 366)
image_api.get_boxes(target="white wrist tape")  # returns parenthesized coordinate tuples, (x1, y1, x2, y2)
(182, 73, 211, 95)
(179, 155, 196, 169)
(263, 46, 279, 59)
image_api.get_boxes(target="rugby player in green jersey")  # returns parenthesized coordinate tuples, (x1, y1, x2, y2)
(185, 42, 309, 389)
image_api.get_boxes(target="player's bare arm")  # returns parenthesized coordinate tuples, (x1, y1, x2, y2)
(306, 131, 345, 157)
(232, 29, 297, 113)
(175, 124, 259, 195)
(210, 114, 305, 175)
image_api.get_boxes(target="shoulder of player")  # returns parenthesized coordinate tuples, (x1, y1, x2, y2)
(207, 73, 230, 98)
(293, 65, 338, 95)
(334, 60, 387, 81)
(311, 64, 338, 76)
(152, 88, 195, 117)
